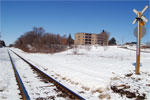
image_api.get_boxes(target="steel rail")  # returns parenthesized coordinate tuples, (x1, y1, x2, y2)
(7, 50, 30, 100)
(10, 49, 85, 100)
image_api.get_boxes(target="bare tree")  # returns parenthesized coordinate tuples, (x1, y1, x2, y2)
(14, 27, 67, 53)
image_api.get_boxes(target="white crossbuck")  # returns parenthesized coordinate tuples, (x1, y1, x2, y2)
(132, 5, 149, 24)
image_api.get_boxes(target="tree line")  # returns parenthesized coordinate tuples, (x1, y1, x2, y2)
(14, 27, 117, 53)
(14, 27, 74, 53)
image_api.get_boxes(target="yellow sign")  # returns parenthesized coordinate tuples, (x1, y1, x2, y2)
(140, 21, 145, 26)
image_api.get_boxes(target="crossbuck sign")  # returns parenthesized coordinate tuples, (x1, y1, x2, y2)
(132, 5, 149, 75)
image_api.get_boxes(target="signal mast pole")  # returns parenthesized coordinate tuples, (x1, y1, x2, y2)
(132, 5, 149, 75)
(136, 12, 141, 74)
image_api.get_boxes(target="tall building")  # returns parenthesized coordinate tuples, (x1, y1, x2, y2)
(74, 30, 109, 45)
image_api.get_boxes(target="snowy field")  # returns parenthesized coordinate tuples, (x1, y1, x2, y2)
(10, 46, 150, 100)
(1, 46, 150, 100)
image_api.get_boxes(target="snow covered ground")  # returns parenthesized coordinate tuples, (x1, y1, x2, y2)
(0, 46, 149, 99)
(0, 48, 20, 100)
(10, 45, 150, 100)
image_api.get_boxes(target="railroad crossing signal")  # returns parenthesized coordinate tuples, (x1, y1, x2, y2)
(132, 5, 149, 75)
(134, 26, 146, 38)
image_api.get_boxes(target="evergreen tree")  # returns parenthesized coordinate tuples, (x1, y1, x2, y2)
(0, 40, 6, 47)
(67, 34, 74, 46)
(2, 41, 6, 47)
(109, 37, 116, 45)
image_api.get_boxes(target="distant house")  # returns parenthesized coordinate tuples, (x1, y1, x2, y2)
(74, 30, 109, 45)
(124, 42, 137, 46)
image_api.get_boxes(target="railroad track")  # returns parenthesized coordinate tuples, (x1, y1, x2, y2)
(8, 49, 85, 100)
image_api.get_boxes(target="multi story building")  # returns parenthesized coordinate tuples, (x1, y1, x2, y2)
(74, 30, 109, 45)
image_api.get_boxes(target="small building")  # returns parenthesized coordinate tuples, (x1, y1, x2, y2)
(74, 30, 109, 45)
(124, 42, 137, 46)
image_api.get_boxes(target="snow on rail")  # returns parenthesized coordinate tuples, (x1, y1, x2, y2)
(7, 50, 30, 100)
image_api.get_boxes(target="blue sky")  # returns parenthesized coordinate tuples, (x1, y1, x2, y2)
(1, 0, 150, 45)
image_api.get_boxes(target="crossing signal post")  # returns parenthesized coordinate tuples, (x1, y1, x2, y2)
(132, 5, 149, 75)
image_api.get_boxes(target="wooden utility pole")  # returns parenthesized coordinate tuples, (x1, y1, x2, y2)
(132, 5, 149, 75)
